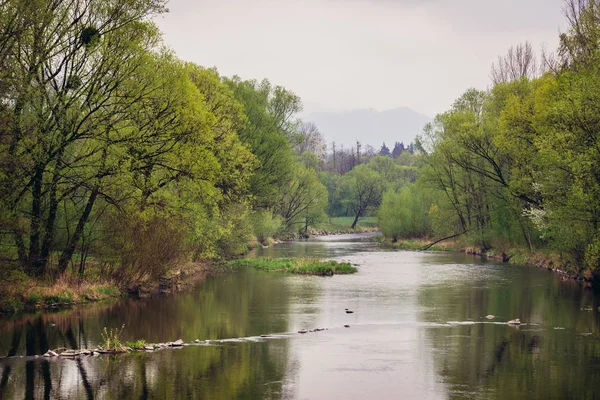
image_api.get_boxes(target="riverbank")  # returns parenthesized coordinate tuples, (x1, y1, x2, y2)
(0, 261, 211, 314)
(375, 236, 591, 285)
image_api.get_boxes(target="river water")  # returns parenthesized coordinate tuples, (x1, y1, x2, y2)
(1, 233, 600, 399)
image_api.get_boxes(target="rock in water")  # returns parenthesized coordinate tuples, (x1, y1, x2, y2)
(194, 339, 200, 343)
(507, 318, 521, 326)
(298, 329, 308, 334)
(486, 315, 495, 319)
(172, 339, 184, 346)
(344, 324, 350, 328)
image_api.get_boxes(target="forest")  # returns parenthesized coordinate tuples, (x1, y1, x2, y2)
(2, 0, 600, 308)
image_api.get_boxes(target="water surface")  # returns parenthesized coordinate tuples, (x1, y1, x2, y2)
(1, 233, 599, 399)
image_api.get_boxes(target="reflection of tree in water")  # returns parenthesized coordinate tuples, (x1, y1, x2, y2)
(417, 274, 600, 399)
(0, 268, 293, 398)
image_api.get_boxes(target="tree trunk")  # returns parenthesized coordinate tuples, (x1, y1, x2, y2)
(58, 188, 98, 273)
(351, 211, 362, 230)
(27, 166, 44, 275)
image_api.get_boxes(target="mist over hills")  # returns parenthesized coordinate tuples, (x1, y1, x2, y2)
(305, 107, 432, 150)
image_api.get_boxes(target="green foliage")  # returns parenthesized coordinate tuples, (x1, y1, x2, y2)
(100, 325, 127, 353)
(233, 257, 357, 275)
(224, 77, 297, 209)
(216, 203, 254, 258)
(125, 339, 147, 349)
(274, 164, 328, 232)
(378, 185, 431, 241)
(251, 210, 282, 244)
(340, 164, 385, 228)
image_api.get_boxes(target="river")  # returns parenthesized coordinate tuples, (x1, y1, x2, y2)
(1, 233, 599, 399)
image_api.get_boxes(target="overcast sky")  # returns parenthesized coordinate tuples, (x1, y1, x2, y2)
(155, 0, 566, 117)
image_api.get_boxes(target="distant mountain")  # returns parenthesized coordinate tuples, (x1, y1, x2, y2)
(305, 107, 432, 150)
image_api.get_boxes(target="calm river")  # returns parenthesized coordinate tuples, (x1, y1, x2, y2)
(1, 233, 600, 399)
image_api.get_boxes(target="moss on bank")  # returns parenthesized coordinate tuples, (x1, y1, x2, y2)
(232, 257, 357, 276)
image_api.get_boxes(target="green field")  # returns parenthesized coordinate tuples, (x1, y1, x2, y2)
(316, 216, 378, 232)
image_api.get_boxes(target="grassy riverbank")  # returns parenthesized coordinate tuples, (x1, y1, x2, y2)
(314, 217, 378, 234)
(0, 261, 210, 313)
(375, 236, 583, 281)
(233, 257, 357, 276)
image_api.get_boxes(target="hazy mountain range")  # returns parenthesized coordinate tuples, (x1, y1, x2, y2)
(305, 107, 432, 150)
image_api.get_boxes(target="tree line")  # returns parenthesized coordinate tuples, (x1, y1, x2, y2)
(376, 0, 600, 282)
(0, 0, 332, 285)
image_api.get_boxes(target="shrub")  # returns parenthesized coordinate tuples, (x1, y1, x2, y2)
(378, 185, 431, 241)
(251, 210, 282, 244)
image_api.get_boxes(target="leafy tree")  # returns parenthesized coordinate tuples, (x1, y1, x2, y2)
(340, 164, 384, 229)
(0, 0, 168, 275)
(224, 77, 296, 209)
(274, 165, 328, 232)
(378, 185, 431, 241)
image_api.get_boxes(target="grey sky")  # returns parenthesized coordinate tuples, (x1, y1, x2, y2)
(155, 0, 566, 117)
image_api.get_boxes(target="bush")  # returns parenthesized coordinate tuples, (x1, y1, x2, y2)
(116, 213, 187, 286)
(378, 185, 431, 241)
(216, 203, 253, 257)
(251, 210, 282, 244)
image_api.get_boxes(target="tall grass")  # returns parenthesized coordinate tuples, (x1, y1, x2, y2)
(100, 324, 127, 352)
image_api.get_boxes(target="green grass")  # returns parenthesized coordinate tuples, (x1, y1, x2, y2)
(315, 216, 378, 233)
(125, 339, 147, 349)
(100, 325, 127, 353)
(233, 257, 357, 276)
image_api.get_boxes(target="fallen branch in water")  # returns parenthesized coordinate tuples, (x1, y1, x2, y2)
(422, 230, 468, 251)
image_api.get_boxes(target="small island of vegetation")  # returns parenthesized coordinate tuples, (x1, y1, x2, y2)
(232, 258, 357, 276)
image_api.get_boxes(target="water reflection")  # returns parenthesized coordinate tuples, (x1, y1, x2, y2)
(417, 262, 600, 399)
(0, 268, 292, 399)
(1, 235, 600, 399)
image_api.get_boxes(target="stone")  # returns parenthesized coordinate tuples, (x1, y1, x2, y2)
(507, 318, 521, 326)
(144, 346, 154, 351)
(194, 339, 200, 343)
(260, 334, 271, 338)
(344, 325, 350, 328)
(43, 353, 50, 357)
(298, 329, 308, 334)
(48, 351, 58, 357)
(171, 339, 184, 346)
(486, 315, 495, 319)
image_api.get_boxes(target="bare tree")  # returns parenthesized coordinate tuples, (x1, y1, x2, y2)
(296, 122, 326, 160)
(558, 0, 600, 70)
(490, 41, 540, 84)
